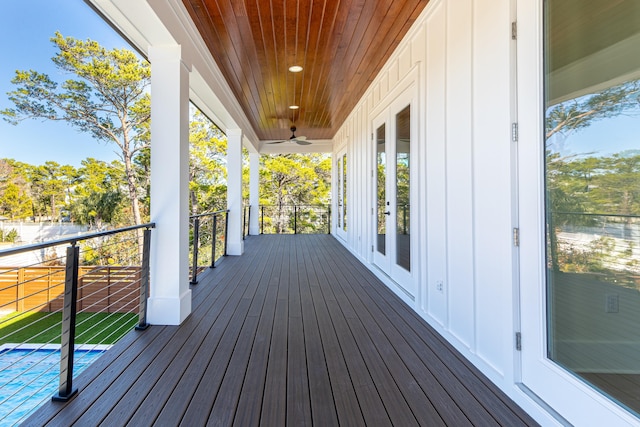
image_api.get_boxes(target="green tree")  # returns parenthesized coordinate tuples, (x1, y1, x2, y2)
(0, 159, 32, 220)
(27, 161, 68, 221)
(591, 153, 640, 216)
(189, 111, 227, 214)
(0, 183, 31, 220)
(1, 32, 150, 226)
(72, 158, 126, 227)
(260, 154, 331, 233)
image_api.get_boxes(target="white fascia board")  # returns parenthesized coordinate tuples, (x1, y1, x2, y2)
(90, 0, 174, 55)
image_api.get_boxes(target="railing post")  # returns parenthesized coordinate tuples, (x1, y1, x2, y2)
(294, 205, 298, 235)
(328, 204, 332, 234)
(261, 205, 264, 234)
(52, 244, 79, 402)
(224, 210, 229, 256)
(136, 228, 151, 330)
(190, 218, 200, 285)
(211, 214, 218, 268)
(247, 205, 251, 237)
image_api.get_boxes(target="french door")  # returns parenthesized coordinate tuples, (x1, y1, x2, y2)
(373, 94, 414, 297)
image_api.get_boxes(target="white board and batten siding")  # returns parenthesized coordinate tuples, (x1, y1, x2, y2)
(333, 0, 561, 425)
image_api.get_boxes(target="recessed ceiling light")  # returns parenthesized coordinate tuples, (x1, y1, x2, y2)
(288, 65, 303, 73)
(289, 105, 299, 110)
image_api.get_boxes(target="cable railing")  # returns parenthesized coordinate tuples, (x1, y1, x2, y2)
(548, 211, 640, 284)
(258, 204, 331, 235)
(0, 223, 154, 425)
(189, 210, 229, 285)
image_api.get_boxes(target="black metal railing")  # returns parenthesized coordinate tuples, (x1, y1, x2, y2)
(0, 223, 154, 423)
(258, 204, 331, 235)
(189, 210, 229, 285)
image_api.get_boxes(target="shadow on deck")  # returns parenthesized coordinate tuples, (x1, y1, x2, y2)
(25, 234, 538, 426)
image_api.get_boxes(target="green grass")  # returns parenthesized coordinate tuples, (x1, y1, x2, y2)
(0, 311, 138, 345)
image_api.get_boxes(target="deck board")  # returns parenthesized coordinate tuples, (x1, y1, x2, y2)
(25, 235, 539, 427)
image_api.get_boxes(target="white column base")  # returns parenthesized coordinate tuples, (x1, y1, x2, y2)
(226, 240, 245, 256)
(147, 289, 192, 325)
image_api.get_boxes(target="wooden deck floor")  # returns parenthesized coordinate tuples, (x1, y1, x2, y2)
(25, 235, 538, 426)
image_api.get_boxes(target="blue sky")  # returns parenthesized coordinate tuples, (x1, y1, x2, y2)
(0, 0, 137, 167)
(548, 114, 640, 159)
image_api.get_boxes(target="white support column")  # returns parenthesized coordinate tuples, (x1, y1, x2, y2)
(147, 45, 191, 325)
(226, 129, 244, 255)
(249, 152, 260, 235)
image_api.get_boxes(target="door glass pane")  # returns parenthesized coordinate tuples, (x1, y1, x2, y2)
(396, 105, 410, 271)
(343, 154, 347, 231)
(544, 0, 640, 414)
(376, 124, 386, 255)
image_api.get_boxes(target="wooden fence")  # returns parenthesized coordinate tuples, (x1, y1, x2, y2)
(0, 266, 142, 314)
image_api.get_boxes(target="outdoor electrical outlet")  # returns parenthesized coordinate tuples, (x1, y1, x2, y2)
(436, 281, 444, 292)
(606, 294, 619, 313)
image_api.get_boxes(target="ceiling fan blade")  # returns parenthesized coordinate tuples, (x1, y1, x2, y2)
(295, 135, 307, 141)
(295, 139, 312, 145)
(266, 140, 286, 144)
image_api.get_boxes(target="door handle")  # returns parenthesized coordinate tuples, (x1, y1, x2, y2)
(384, 211, 391, 215)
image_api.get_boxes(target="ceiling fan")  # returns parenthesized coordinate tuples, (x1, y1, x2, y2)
(267, 126, 311, 145)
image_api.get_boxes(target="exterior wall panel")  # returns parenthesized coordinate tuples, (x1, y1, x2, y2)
(425, 1, 448, 326)
(471, 0, 513, 376)
(444, 0, 475, 349)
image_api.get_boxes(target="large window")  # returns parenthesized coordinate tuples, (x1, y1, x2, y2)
(544, 0, 640, 415)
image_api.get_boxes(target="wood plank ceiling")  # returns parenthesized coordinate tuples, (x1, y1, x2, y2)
(182, 0, 429, 142)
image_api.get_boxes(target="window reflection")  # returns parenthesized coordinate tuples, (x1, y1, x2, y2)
(545, 0, 640, 415)
(343, 154, 347, 232)
(376, 124, 386, 255)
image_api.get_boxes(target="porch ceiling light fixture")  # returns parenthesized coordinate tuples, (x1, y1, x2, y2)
(288, 65, 303, 72)
(289, 105, 299, 109)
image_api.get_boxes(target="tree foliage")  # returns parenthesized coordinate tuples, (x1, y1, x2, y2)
(189, 111, 227, 214)
(72, 158, 126, 227)
(1, 32, 150, 225)
(0, 159, 32, 220)
(259, 154, 331, 233)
